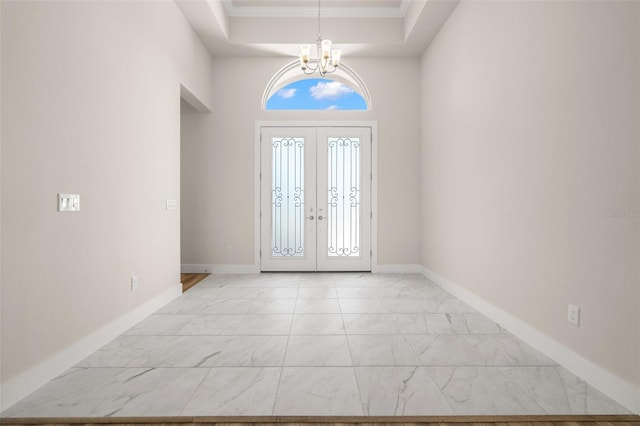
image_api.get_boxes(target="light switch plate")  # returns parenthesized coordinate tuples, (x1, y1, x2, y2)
(166, 199, 177, 210)
(58, 193, 80, 212)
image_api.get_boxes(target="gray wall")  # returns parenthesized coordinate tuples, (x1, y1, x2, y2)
(420, 0, 639, 386)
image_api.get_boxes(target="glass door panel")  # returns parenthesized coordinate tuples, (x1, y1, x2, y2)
(317, 128, 371, 271)
(260, 128, 316, 271)
(327, 137, 361, 257)
(271, 137, 305, 257)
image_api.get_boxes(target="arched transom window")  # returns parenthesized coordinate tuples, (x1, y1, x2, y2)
(262, 61, 372, 111)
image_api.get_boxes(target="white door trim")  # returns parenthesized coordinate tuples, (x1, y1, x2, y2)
(255, 121, 379, 272)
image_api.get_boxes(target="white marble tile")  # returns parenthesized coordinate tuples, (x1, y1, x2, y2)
(335, 273, 428, 288)
(466, 335, 557, 366)
(425, 313, 471, 334)
(336, 287, 376, 298)
(464, 313, 505, 334)
(336, 287, 403, 298)
(390, 314, 428, 334)
(427, 366, 545, 415)
(219, 274, 286, 288)
(173, 314, 242, 335)
(374, 275, 432, 287)
(294, 298, 341, 313)
(405, 335, 485, 366)
(297, 287, 338, 298)
(76, 336, 222, 367)
(123, 314, 196, 335)
(181, 367, 281, 415)
(300, 273, 335, 287)
(437, 297, 477, 313)
(232, 314, 292, 335)
(284, 335, 352, 366)
(290, 314, 345, 334)
(197, 336, 288, 366)
(498, 366, 574, 414)
(3, 368, 207, 417)
(273, 367, 363, 415)
(247, 298, 296, 314)
(186, 287, 256, 299)
(199, 299, 254, 314)
(189, 287, 298, 299)
(343, 313, 400, 334)
(77, 335, 287, 367)
(253, 288, 299, 299)
(555, 367, 630, 414)
(397, 285, 450, 299)
(339, 298, 387, 313)
(355, 367, 454, 415)
(263, 273, 303, 287)
(156, 298, 211, 314)
(381, 298, 441, 313)
(332, 273, 379, 287)
(348, 335, 421, 366)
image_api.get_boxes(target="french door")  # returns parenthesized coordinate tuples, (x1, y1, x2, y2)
(260, 127, 372, 271)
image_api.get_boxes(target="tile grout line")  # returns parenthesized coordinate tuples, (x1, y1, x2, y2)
(270, 276, 300, 415)
(337, 278, 367, 416)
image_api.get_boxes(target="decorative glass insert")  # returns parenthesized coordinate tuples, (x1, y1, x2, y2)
(327, 137, 360, 257)
(272, 137, 305, 257)
(266, 78, 367, 111)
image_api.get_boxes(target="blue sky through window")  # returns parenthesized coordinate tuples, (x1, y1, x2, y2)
(266, 78, 367, 110)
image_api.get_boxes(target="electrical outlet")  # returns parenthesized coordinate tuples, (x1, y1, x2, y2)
(225, 245, 232, 254)
(131, 275, 139, 292)
(568, 304, 580, 326)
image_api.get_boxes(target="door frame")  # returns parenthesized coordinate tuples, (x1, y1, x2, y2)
(255, 121, 379, 272)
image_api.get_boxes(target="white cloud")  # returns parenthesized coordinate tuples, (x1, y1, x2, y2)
(325, 105, 339, 110)
(277, 88, 297, 99)
(309, 81, 354, 100)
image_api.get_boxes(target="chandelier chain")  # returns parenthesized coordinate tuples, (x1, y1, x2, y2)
(298, 0, 341, 76)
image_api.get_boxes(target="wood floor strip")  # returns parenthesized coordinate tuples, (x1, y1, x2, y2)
(1, 415, 638, 426)
(180, 273, 210, 293)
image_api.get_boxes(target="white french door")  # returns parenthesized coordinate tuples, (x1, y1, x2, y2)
(260, 127, 372, 272)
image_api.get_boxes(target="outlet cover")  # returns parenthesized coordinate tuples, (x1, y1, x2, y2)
(568, 304, 580, 326)
(131, 276, 139, 292)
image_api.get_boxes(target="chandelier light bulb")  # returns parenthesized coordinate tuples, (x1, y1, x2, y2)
(331, 49, 341, 66)
(321, 39, 332, 59)
(300, 45, 310, 62)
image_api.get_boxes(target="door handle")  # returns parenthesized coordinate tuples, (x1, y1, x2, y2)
(318, 216, 323, 220)
(308, 215, 314, 220)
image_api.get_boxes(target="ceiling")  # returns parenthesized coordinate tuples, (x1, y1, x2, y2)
(176, 0, 459, 57)
(221, 0, 411, 18)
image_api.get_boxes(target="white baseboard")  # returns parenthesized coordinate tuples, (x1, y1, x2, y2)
(420, 266, 640, 414)
(0, 283, 182, 412)
(182, 264, 425, 275)
(181, 264, 260, 274)
(373, 264, 424, 274)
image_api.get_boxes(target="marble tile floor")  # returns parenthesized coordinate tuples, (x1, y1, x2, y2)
(3, 273, 630, 418)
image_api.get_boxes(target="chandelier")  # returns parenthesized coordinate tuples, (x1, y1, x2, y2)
(298, 0, 342, 76)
